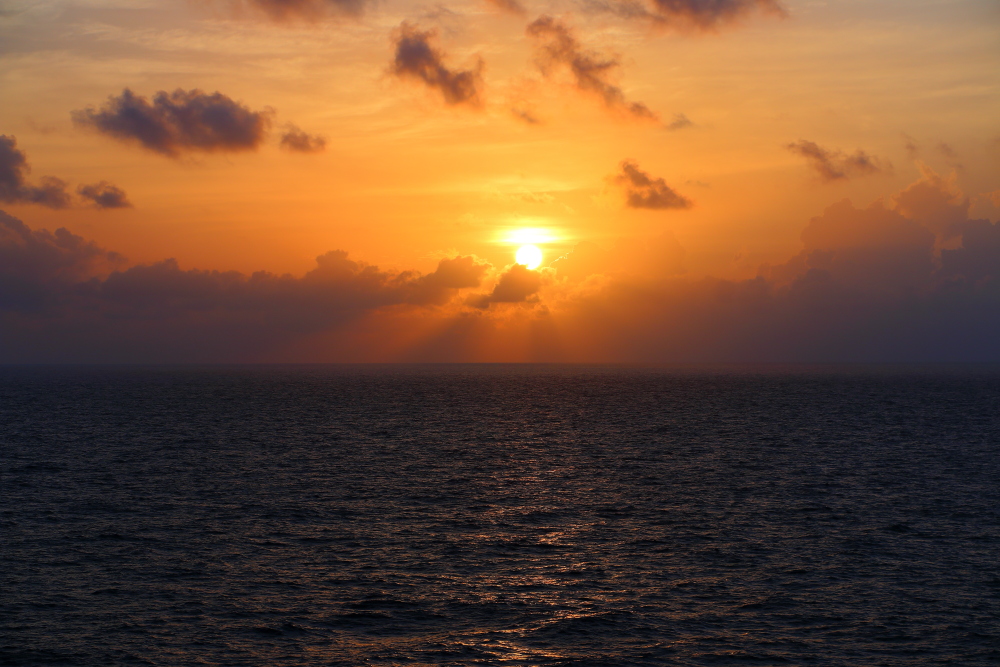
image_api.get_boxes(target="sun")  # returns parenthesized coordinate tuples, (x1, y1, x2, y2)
(515, 244, 543, 270)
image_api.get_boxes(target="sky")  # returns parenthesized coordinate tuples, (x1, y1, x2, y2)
(1, 0, 998, 362)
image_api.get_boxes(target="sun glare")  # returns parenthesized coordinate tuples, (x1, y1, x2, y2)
(502, 227, 559, 246)
(515, 244, 543, 270)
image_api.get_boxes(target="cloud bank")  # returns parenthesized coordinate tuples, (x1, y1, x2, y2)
(0, 209, 489, 361)
(2, 168, 998, 362)
(552, 168, 998, 362)
(390, 24, 484, 107)
(526, 16, 656, 120)
(73, 89, 273, 157)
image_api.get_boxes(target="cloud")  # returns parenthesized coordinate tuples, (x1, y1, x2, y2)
(940, 218, 1000, 286)
(77, 181, 132, 209)
(787, 140, 887, 182)
(512, 107, 542, 125)
(613, 160, 692, 210)
(0, 135, 71, 209)
(405, 255, 491, 305)
(549, 166, 1000, 362)
(561, 223, 998, 362)
(484, 0, 526, 15)
(979, 190, 1000, 209)
(589, 0, 785, 30)
(0, 210, 125, 312)
(16, 177, 70, 209)
(73, 89, 272, 157)
(280, 125, 327, 153)
(759, 198, 937, 297)
(3, 166, 1000, 362)
(468, 263, 544, 308)
(235, 0, 366, 21)
(937, 143, 957, 159)
(652, 0, 785, 26)
(891, 163, 968, 239)
(666, 112, 693, 130)
(526, 16, 656, 120)
(0, 209, 488, 361)
(390, 23, 484, 107)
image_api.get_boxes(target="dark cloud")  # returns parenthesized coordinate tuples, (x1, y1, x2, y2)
(404, 255, 491, 305)
(0, 209, 488, 361)
(390, 23, 484, 107)
(787, 140, 887, 182)
(484, 0, 526, 15)
(556, 168, 1000, 362)
(652, 0, 785, 27)
(4, 167, 1000, 362)
(0, 210, 125, 311)
(20, 177, 71, 209)
(238, 0, 366, 21)
(468, 263, 544, 308)
(526, 16, 656, 120)
(533, 166, 999, 363)
(73, 89, 272, 157)
(77, 181, 132, 209)
(589, 0, 784, 30)
(940, 218, 1000, 285)
(759, 198, 937, 298)
(280, 125, 327, 153)
(0, 135, 71, 209)
(614, 160, 692, 210)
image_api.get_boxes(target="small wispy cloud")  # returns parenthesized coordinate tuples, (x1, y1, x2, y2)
(526, 16, 656, 121)
(390, 23, 484, 107)
(483, 0, 526, 15)
(787, 140, 887, 182)
(613, 160, 692, 210)
(666, 113, 693, 130)
(280, 125, 327, 153)
(588, 0, 786, 30)
(78, 181, 132, 209)
(233, 0, 367, 21)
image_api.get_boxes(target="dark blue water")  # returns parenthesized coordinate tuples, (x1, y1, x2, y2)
(1, 365, 999, 666)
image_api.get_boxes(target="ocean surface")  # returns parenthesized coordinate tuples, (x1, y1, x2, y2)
(1, 365, 999, 666)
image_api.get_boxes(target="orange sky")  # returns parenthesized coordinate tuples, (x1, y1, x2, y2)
(1, 0, 999, 362)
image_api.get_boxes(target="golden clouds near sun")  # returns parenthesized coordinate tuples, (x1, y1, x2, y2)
(515, 244, 543, 269)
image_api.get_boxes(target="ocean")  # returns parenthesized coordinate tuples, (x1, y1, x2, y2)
(1, 365, 998, 665)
